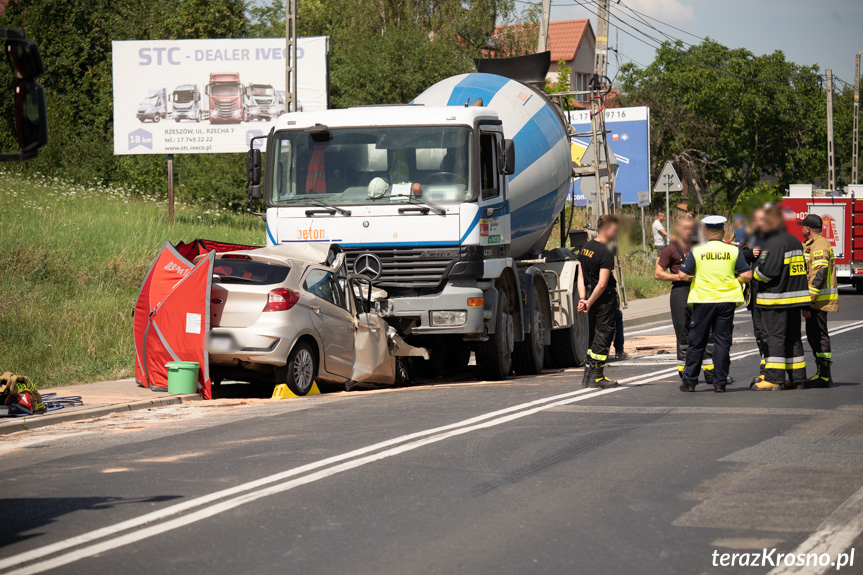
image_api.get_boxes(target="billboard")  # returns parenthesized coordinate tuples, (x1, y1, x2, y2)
(112, 37, 329, 155)
(568, 106, 650, 205)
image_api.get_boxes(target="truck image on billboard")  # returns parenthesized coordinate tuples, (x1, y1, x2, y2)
(112, 37, 329, 155)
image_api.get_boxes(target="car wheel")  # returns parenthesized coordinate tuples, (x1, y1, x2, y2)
(277, 342, 317, 396)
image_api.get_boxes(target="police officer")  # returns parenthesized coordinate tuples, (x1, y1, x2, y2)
(655, 214, 717, 383)
(798, 214, 839, 387)
(577, 214, 620, 389)
(678, 216, 752, 392)
(751, 204, 810, 390)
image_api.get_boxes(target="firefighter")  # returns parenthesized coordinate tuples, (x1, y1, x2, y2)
(750, 204, 810, 390)
(748, 208, 770, 385)
(677, 216, 752, 393)
(577, 214, 620, 389)
(655, 214, 717, 384)
(798, 214, 839, 387)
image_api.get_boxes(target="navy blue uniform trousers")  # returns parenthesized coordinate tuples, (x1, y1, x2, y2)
(682, 302, 735, 386)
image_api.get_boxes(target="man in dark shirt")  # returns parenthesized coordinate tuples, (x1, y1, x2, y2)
(577, 214, 620, 389)
(655, 215, 717, 384)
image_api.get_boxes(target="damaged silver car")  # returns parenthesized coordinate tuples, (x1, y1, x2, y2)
(205, 243, 426, 395)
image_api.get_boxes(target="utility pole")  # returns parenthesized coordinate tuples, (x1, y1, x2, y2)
(537, 0, 551, 53)
(827, 69, 836, 192)
(589, 0, 616, 219)
(285, 0, 298, 113)
(853, 52, 861, 185)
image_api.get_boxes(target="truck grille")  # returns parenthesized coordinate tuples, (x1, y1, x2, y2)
(217, 101, 237, 119)
(343, 246, 459, 289)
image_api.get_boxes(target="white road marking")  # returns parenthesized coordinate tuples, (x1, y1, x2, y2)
(766, 482, 863, 575)
(3, 321, 862, 574)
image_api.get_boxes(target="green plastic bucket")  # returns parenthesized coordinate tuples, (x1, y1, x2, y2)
(166, 361, 199, 395)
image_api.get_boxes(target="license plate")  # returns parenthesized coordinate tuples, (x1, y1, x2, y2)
(209, 335, 233, 354)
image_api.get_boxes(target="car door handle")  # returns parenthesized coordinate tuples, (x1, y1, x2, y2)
(310, 305, 321, 314)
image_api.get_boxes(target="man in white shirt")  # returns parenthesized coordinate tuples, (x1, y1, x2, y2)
(652, 212, 669, 255)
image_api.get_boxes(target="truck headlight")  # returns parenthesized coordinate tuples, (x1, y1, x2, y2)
(430, 310, 467, 326)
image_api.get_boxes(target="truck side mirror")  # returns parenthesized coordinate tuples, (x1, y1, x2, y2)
(204, 86, 209, 96)
(195, 93, 200, 102)
(0, 33, 48, 162)
(500, 139, 515, 175)
(247, 148, 262, 200)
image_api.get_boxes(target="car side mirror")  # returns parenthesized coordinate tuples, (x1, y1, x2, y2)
(499, 139, 515, 175)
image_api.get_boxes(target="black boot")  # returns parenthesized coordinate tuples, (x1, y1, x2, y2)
(704, 369, 713, 386)
(805, 358, 833, 388)
(589, 362, 618, 388)
(581, 359, 595, 388)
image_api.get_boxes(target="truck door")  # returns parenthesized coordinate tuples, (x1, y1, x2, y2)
(302, 266, 355, 379)
(477, 127, 510, 253)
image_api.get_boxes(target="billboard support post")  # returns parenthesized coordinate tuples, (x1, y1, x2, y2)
(167, 153, 175, 225)
(285, 0, 298, 113)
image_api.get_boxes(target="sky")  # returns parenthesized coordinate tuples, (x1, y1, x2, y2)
(547, 0, 863, 86)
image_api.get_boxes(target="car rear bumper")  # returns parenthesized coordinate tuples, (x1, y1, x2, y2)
(208, 327, 286, 367)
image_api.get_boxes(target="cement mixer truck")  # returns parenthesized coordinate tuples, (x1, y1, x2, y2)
(246, 71, 588, 380)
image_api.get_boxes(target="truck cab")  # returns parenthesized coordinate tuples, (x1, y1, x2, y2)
(206, 72, 244, 123)
(169, 84, 202, 123)
(136, 88, 167, 123)
(248, 83, 277, 121)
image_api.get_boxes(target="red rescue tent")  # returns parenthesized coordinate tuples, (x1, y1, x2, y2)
(135, 241, 259, 398)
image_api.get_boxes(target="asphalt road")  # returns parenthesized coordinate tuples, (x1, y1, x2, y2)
(2, 287, 863, 575)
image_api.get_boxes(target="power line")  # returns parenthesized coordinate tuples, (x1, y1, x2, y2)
(617, 0, 706, 42)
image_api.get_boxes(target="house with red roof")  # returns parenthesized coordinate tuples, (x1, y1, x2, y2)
(490, 19, 596, 92)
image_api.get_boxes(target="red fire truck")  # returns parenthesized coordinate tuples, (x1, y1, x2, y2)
(782, 184, 863, 293)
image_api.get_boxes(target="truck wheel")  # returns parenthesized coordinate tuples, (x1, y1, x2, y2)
(513, 283, 546, 375)
(153, 114, 160, 123)
(551, 310, 589, 367)
(856, 280, 863, 294)
(275, 341, 317, 396)
(476, 289, 513, 380)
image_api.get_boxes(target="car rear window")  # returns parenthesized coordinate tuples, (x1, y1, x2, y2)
(213, 260, 290, 285)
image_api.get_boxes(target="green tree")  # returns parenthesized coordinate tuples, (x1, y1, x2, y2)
(619, 40, 826, 210)
(0, 0, 249, 206)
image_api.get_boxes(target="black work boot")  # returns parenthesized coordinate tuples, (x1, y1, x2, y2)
(589, 362, 618, 388)
(713, 380, 727, 393)
(581, 359, 595, 388)
(704, 369, 714, 386)
(805, 359, 833, 388)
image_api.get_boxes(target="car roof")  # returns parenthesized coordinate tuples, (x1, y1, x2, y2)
(217, 243, 340, 266)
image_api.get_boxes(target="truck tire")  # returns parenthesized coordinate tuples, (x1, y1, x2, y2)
(856, 280, 863, 294)
(476, 289, 513, 381)
(550, 310, 589, 367)
(275, 341, 317, 396)
(153, 114, 160, 123)
(513, 283, 546, 375)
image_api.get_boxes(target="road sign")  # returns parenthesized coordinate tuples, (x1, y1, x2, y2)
(637, 190, 650, 208)
(653, 160, 683, 192)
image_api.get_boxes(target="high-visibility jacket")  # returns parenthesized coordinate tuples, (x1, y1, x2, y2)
(803, 233, 839, 312)
(753, 228, 810, 308)
(686, 240, 745, 304)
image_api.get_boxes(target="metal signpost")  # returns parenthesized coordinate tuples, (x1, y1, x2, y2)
(637, 190, 650, 251)
(654, 160, 683, 227)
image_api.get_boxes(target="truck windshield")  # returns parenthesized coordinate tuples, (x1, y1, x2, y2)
(173, 91, 195, 103)
(251, 86, 274, 97)
(210, 83, 239, 97)
(269, 126, 473, 206)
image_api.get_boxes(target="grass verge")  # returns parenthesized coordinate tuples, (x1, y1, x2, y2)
(0, 172, 263, 388)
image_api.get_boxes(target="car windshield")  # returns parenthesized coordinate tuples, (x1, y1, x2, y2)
(269, 126, 473, 206)
(251, 86, 273, 97)
(211, 83, 239, 97)
(173, 91, 195, 103)
(213, 260, 290, 285)
(140, 95, 159, 105)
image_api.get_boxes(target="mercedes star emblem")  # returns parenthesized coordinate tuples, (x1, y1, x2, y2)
(354, 253, 383, 280)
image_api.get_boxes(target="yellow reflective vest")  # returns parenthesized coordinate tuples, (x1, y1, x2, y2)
(687, 241, 745, 305)
(803, 234, 839, 312)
